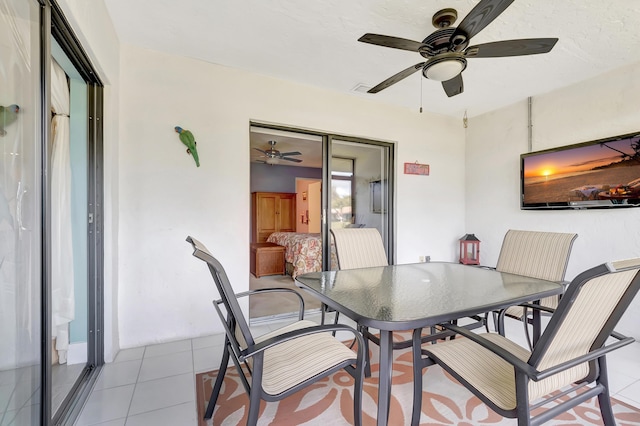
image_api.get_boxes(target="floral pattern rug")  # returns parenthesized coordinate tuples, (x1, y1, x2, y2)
(195, 336, 640, 426)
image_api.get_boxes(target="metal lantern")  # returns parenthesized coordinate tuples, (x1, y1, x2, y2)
(459, 234, 480, 265)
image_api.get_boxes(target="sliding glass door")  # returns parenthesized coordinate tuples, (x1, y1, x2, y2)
(0, 1, 104, 424)
(50, 40, 92, 420)
(324, 137, 394, 267)
(0, 0, 43, 424)
(49, 1, 105, 423)
(248, 124, 394, 284)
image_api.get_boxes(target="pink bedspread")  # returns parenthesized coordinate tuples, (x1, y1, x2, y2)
(266, 232, 337, 278)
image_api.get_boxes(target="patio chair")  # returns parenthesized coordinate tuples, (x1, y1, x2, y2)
(493, 230, 578, 344)
(331, 227, 389, 269)
(327, 228, 389, 372)
(411, 258, 640, 426)
(187, 236, 365, 425)
(320, 228, 389, 326)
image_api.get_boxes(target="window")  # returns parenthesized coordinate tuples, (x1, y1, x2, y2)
(331, 157, 354, 229)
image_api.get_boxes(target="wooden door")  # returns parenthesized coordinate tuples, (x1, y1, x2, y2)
(252, 192, 296, 242)
(307, 182, 321, 233)
(277, 194, 296, 232)
(254, 193, 277, 243)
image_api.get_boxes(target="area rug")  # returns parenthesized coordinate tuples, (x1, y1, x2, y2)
(195, 336, 640, 425)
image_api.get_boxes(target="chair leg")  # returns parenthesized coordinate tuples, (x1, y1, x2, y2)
(596, 357, 616, 426)
(497, 309, 507, 336)
(332, 309, 340, 337)
(247, 360, 264, 426)
(322, 304, 341, 336)
(522, 314, 534, 351)
(491, 311, 499, 332)
(204, 345, 230, 419)
(411, 328, 424, 426)
(514, 373, 532, 426)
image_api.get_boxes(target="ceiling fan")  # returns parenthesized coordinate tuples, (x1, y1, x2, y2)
(359, 0, 558, 97)
(254, 140, 303, 164)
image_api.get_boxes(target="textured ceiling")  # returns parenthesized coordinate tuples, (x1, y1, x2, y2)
(104, 0, 640, 118)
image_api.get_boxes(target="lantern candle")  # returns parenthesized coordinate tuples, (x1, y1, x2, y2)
(459, 234, 480, 265)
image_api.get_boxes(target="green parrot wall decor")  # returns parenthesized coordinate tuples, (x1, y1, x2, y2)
(174, 126, 200, 167)
(0, 104, 20, 137)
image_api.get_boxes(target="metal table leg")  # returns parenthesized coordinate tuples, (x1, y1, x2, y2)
(377, 330, 393, 426)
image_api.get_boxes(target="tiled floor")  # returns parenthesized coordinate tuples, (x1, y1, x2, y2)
(73, 313, 640, 426)
(72, 314, 327, 426)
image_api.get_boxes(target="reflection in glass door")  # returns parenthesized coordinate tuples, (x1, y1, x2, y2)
(50, 43, 90, 417)
(49, 1, 105, 421)
(0, 0, 43, 424)
(328, 139, 394, 262)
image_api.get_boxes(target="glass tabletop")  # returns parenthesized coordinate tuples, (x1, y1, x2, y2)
(295, 262, 563, 330)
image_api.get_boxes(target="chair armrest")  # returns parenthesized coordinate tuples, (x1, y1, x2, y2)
(241, 324, 365, 362)
(211, 299, 245, 359)
(519, 302, 556, 314)
(437, 323, 538, 377)
(235, 288, 305, 320)
(440, 324, 635, 382)
(533, 335, 635, 381)
(474, 265, 496, 270)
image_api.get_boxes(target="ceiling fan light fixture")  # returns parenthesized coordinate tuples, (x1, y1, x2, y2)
(423, 56, 466, 81)
(265, 157, 279, 165)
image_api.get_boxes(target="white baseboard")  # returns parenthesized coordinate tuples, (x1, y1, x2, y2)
(67, 342, 87, 365)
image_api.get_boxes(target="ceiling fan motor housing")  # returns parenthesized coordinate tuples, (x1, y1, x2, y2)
(420, 28, 469, 58)
(423, 53, 467, 81)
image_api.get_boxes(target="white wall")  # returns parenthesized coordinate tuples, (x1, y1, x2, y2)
(117, 44, 466, 348)
(466, 61, 640, 339)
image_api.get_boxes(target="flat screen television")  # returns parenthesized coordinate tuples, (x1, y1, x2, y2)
(521, 131, 640, 210)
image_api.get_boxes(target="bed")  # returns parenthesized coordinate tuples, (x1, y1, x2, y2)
(266, 232, 337, 278)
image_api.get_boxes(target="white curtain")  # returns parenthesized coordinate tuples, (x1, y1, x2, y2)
(51, 59, 74, 364)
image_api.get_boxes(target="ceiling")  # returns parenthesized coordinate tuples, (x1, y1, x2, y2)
(104, 0, 640, 119)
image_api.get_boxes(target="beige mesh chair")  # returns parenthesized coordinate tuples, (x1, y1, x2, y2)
(322, 228, 389, 325)
(493, 230, 578, 342)
(331, 228, 389, 269)
(411, 258, 640, 426)
(329, 228, 389, 373)
(187, 236, 365, 425)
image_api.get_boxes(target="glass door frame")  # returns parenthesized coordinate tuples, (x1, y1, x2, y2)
(45, 1, 105, 424)
(322, 135, 395, 268)
(248, 122, 395, 271)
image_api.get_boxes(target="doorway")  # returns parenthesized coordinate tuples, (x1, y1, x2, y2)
(295, 179, 321, 233)
(249, 124, 394, 319)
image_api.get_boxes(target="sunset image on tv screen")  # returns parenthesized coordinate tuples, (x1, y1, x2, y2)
(522, 136, 640, 205)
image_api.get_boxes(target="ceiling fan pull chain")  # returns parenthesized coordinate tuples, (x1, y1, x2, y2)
(420, 76, 423, 113)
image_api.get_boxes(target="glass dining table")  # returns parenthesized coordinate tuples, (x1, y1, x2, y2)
(295, 261, 563, 426)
